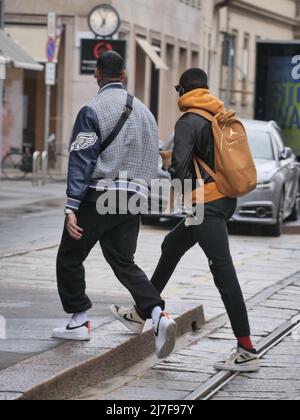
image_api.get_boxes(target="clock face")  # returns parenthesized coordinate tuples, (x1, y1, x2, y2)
(88, 4, 121, 38)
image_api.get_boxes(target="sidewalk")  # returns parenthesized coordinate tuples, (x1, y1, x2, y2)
(0, 180, 66, 257)
(0, 180, 66, 214)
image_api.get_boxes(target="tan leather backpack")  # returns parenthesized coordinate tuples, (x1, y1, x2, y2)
(188, 108, 257, 198)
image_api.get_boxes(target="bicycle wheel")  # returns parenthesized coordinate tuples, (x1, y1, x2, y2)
(1, 152, 28, 180)
(48, 153, 69, 182)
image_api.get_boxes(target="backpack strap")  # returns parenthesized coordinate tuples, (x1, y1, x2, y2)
(193, 157, 203, 181)
(100, 92, 134, 153)
(187, 108, 214, 122)
(195, 156, 216, 180)
(187, 109, 219, 182)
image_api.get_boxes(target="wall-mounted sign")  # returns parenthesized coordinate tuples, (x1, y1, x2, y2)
(80, 39, 126, 75)
(47, 12, 56, 39)
(45, 62, 56, 86)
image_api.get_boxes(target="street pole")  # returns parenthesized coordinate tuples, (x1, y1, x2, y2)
(43, 12, 57, 183)
(0, 0, 5, 177)
(44, 12, 56, 151)
(0, 73, 4, 177)
(44, 84, 51, 152)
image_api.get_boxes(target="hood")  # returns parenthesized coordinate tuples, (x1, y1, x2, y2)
(255, 159, 280, 182)
(178, 88, 225, 115)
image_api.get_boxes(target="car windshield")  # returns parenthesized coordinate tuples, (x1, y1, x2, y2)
(246, 130, 274, 160)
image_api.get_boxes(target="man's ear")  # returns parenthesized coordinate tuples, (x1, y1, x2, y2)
(95, 68, 102, 80)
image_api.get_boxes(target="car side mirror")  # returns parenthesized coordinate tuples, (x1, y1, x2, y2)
(280, 147, 293, 160)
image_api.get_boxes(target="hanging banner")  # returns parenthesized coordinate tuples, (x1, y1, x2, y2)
(255, 42, 300, 156)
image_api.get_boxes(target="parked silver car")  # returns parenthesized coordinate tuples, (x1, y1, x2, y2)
(143, 120, 300, 236)
(232, 120, 299, 236)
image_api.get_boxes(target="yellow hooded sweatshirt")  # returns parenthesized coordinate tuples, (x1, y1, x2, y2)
(178, 89, 226, 204)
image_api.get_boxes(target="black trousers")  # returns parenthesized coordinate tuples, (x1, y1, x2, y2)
(57, 200, 165, 319)
(151, 197, 251, 338)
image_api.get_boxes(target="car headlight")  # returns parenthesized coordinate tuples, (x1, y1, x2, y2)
(257, 181, 274, 190)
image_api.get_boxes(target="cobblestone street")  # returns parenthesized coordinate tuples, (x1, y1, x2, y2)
(76, 272, 300, 400)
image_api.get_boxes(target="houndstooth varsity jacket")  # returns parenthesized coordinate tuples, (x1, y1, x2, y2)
(66, 83, 160, 211)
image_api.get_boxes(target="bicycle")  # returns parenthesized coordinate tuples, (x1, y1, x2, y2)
(1, 143, 34, 180)
(1, 136, 69, 182)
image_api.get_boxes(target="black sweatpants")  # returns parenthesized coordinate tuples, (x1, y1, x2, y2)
(57, 200, 164, 319)
(151, 197, 251, 338)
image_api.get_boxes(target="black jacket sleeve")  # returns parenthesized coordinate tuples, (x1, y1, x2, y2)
(66, 106, 101, 211)
(169, 117, 196, 183)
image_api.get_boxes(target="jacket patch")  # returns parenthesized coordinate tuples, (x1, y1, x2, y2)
(71, 132, 98, 152)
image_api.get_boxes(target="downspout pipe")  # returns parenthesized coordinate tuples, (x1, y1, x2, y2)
(213, 0, 233, 107)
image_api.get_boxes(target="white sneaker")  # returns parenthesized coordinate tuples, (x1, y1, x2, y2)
(214, 346, 260, 373)
(110, 304, 146, 335)
(51, 321, 91, 341)
(153, 312, 177, 360)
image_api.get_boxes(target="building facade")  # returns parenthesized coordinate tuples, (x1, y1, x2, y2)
(2, 0, 300, 157)
(217, 0, 299, 118)
(4, 0, 216, 155)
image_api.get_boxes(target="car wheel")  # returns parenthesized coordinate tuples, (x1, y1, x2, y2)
(267, 192, 285, 237)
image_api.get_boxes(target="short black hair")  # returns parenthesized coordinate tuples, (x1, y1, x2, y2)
(97, 51, 124, 78)
(179, 68, 209, 92)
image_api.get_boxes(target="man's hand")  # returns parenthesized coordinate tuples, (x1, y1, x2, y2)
(160, 150, 173, 170)
(66, 213, 83, 241)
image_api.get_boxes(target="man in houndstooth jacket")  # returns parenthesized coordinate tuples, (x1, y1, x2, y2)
(52, 51, 177, 360)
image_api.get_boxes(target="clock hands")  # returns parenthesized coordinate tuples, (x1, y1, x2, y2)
(90, 5, 120, 36)
(97, 10, 106, 25)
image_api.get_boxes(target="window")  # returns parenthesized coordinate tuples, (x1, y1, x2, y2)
(231, 30, 238, 105)
(247, 130, 274, 160)
(296, 0, 300, 17)
(273, 128, 285, 157)
(242, 34, 250, 106)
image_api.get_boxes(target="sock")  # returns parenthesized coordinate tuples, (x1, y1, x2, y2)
(69, 311, 88, 328)
(237, 336, 254, 351)
(151, 306, 163, 327)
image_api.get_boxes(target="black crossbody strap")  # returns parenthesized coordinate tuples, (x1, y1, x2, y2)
(100, 93, 134, 153)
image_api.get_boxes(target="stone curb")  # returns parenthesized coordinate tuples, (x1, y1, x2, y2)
(0, 306, 205, 401)
(283, 224, 300, 235)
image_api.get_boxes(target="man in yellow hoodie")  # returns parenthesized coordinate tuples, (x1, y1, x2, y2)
(111, 68, 259, 373)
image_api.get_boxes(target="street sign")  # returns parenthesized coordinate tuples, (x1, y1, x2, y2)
(0, 55, 6, 80)
(47, 12, 56, 39)
(47, 38, 56, 62)
(45, 62, 56, 86)
(80, 39, 126, 75)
